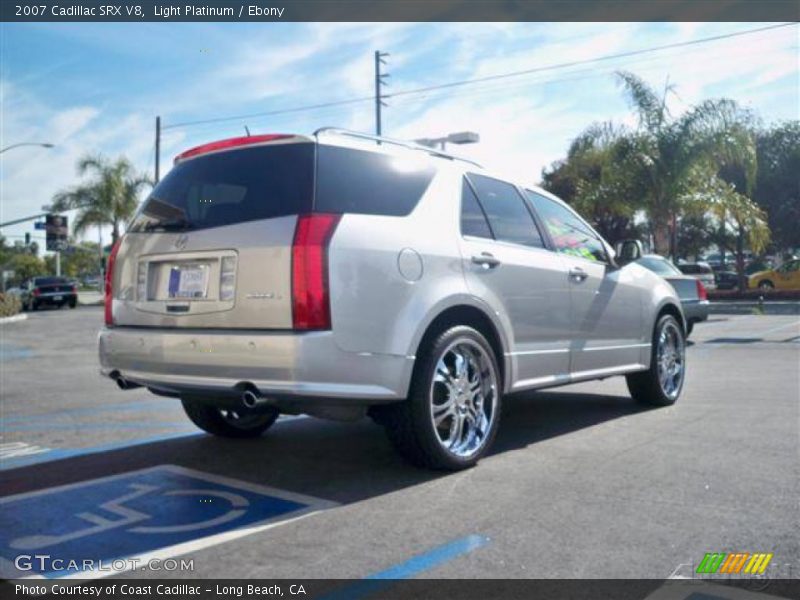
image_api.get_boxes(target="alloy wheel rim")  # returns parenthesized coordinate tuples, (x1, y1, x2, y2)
(429, 338, 497, 458)
(656, 321, 685, 399)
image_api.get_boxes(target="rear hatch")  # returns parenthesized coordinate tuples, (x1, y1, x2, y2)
(113, 138, 314, 329)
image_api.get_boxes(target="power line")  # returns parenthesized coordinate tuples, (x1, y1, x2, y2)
(385, 22, 796, 100)
(160, 22, 796, 132)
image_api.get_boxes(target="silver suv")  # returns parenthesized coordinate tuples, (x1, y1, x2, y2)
(100, 128, 686, 470)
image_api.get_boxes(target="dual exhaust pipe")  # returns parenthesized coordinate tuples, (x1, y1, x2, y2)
(113, 373, 143, 391)
(111, 372, 271, 410)
(241, 388, 272, 409)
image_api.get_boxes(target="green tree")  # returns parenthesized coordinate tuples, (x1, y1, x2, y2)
(615, 72, 759, 258)
(541, 122, 646, 243)
(52, 155, 152, 243)
(8, 254, 47, 284)
(753, 121, 800, 254)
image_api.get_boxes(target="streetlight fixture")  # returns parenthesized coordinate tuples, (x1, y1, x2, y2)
(0, 142, 55, 154)
(415, 131, 480, 151)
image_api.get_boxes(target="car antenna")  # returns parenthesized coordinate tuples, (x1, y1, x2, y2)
(243, 125, 251, 136)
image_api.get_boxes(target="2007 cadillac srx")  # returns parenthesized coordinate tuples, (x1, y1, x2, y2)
(99, 128, 686, 470)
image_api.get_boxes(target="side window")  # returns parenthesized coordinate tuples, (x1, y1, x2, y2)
(460, 179, 493, 239)
(526, 190, 608, 263)
(467, 174, 544, 248)
(782, 260, 800, 272)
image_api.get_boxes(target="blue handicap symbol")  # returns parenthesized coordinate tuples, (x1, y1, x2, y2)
(0, 465, 321, 578)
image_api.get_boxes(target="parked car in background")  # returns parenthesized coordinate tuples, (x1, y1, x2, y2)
(714, 270, 739, 290)
(636, 255, 708, 337)
(16, 276, 78, 310)
(676, 262, 716, 290)
(749, 259, 800, 291)
(82, 275, 102, 289)
(99, 129, 688, 470)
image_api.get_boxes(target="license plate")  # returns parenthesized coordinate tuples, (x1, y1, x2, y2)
(168, 265, 209, 299)
(53, 295, 63, 302)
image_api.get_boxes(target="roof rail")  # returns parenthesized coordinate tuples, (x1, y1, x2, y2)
(313, 127, 483, 168)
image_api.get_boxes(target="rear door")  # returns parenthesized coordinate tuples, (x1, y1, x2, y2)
(526, 191, 644, 376)
(113, 139, 314, 329)
(458, 174, 572, 388)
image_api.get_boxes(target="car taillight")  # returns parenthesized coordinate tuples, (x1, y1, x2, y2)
(219, 256, 237, 301)
(71, 285, 78, 293)
(105, 238, 123, 326)
(291, 214, 341, 330)
(696, 279, 708, 301)
(32, 288, 40, 297)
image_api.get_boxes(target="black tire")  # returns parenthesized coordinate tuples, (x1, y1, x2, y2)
(29, 301, 37, 311)
(181, 397, 279, 438)
(758, 280, 774, 291)
(626, 314, 686, 407)
(685, 321, 694, 337)
(379, 325, 502, 471)
(68, 299, 77, 309)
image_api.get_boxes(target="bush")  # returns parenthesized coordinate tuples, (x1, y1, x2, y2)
(0, 293, 22, 317)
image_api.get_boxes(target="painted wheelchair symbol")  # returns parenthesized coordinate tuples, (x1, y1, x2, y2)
(9, 483, 249, 550)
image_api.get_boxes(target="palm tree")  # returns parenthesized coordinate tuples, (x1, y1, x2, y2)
(615, 72, 759, 258)
(52, 155, 152, 244)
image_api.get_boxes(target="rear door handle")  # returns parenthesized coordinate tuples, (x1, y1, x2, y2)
(471, 252, 501, 269)
(569, 267, 589, 282)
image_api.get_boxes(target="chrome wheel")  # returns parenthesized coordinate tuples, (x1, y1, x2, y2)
(218, 408, 275, 430)
(430, 338, 498, 458)
(656, 320, 685, 399)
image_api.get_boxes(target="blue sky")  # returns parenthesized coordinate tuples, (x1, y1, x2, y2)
(1, 21, 797, 248)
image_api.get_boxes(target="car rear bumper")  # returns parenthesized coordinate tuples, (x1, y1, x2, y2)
(682, 299, 710, 323)
(34, 292, 77, 304)
(98, 327, 413, 402)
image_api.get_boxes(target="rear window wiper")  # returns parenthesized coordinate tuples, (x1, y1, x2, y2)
(141, 219, 194, 232)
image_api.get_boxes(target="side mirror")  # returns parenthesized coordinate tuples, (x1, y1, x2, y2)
(615, 239, 644, 265)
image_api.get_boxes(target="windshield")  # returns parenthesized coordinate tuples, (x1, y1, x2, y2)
(129, 143, 314, 233)
(637, 256, 683, 276)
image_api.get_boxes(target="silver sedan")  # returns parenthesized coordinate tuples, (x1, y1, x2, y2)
(637, 255, 710, 337)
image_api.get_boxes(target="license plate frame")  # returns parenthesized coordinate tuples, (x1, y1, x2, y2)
(53, 295, 63, 302)
(168, 264, 209, 299)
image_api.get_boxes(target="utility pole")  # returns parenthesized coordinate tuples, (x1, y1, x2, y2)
(155, 115, 161, 183)
(374, 51, 389, 136)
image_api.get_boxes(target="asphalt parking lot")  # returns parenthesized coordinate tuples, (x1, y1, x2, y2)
(1, 307, 798, 581)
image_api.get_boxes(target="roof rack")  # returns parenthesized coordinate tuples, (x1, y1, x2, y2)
(313, 127, 483, 168)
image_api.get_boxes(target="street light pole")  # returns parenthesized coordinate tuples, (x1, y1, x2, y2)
(0, 142, 55, 154)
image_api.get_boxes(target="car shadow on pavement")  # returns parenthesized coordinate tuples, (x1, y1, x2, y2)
(493, 390, 649, 454)
(1, 390, 649, 505)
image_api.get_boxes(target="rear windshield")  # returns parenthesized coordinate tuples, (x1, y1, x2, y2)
(34, 277, 70, 286)
(637, 257, 682, 276)
(129, 142, 436, 233)
(129, 143, 314, 232)
(679, 264, 711, 274)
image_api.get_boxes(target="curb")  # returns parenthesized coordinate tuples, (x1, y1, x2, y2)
(0, 314, 28, 325)
(709, 301, 800, 316)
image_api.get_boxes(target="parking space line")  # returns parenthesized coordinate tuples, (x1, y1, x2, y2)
(3, 398, 176, 425)
(320, 535, 489, 600)
(0, 415, 307, 471)
(0, 431, 202, 471)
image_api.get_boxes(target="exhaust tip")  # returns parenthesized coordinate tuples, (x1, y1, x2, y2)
(241, 389, 260, 409)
